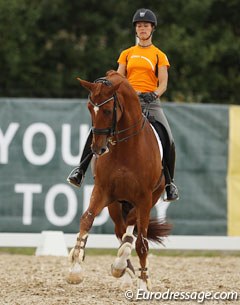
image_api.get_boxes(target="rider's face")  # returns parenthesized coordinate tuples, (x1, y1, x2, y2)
(135, 22, 153, 40)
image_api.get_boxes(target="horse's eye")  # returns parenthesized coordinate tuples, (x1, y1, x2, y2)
(103, 109, 112, 115)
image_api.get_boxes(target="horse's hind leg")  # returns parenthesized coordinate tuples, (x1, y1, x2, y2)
(108, 202, 126, 240)
(111, 225, 135, 287)
(110, 204, 136, 289)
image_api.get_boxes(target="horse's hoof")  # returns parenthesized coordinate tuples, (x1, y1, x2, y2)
(66, 263, 84, 284)
(138, 278, 152, 292)
(111, 264, 126, 278)
(146, 278, 152, 291)
(66, 272, 84, 284)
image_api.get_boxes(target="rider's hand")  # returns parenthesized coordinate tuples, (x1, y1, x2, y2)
(141, 92, 159, 103)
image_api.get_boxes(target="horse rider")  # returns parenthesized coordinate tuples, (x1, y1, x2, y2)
(67, 8, 179, 202)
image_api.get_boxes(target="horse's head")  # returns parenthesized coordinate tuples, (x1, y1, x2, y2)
(77, 71, 123, 157)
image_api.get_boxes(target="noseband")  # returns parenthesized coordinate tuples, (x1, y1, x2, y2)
(88, 78, 119, 136)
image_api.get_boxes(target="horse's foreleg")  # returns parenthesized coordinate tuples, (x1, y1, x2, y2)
(111, 225, 135, 288)
(136, 207, 152, 291)
(67, 232, 88, 284)
(66, 209, 95, 284)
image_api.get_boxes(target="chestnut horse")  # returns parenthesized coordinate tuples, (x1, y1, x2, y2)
(67, 70, 171, 291)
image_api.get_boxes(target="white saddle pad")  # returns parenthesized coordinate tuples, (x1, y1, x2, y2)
(150, 124, 163, 161)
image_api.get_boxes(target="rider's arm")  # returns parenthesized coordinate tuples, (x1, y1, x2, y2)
(155, 66, 168, 98)
(117, 64, 127, 77)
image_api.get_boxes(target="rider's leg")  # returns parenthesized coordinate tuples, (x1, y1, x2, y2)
(148, 119, 179, 202)
(67, 130, 93, 188)
(139, 97, 179, 201)
(163, 142, 179, 202)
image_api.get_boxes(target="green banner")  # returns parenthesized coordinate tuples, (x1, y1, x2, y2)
(0, 99, 230, 235)
(0, 98, 109, 233)
(164, 104, 229, 235)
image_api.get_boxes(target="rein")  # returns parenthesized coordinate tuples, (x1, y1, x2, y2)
(113, 114, 147, 143)
(89, 77, 147, 143)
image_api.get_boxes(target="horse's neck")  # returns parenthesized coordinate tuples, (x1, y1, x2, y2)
(119, 89, 142, 124)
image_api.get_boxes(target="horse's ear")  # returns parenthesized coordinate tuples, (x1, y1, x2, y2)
(76, 78, 94, 92)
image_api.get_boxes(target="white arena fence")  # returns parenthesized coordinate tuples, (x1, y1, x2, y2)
(0, 232, 240, 256)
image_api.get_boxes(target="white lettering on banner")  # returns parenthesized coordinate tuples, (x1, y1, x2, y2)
(15, 184, 42, 225)
(14, 183, 110, 227)
(23, 123, 56, 165)
(0, 122, 90, 165)
(45, 184, 77, 226)
(0, 123, 19, 164)
(83, 185, 109, 226)
(61, 124, 89, 166)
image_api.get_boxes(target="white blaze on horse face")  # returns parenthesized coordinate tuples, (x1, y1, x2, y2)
(94, 105, 99, 114)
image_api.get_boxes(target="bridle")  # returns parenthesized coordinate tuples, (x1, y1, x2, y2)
(88, 78, 118, 136)
(88, 77, 147, 143)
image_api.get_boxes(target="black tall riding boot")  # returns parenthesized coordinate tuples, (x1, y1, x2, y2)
(67, 131, 93, 188)
(150, 121, 179, 202)
(164, 142, 179, 201)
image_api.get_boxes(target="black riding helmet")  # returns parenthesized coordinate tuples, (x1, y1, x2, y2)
(132, 8, 157, 28)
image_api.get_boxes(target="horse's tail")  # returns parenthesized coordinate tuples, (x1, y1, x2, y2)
(147, 218, 172, 245)
(121, 202, 172, 245)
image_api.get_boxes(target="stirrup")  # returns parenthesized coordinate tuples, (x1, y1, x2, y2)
(163, 182, 179, 202)
(67, 167, 84, 188)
